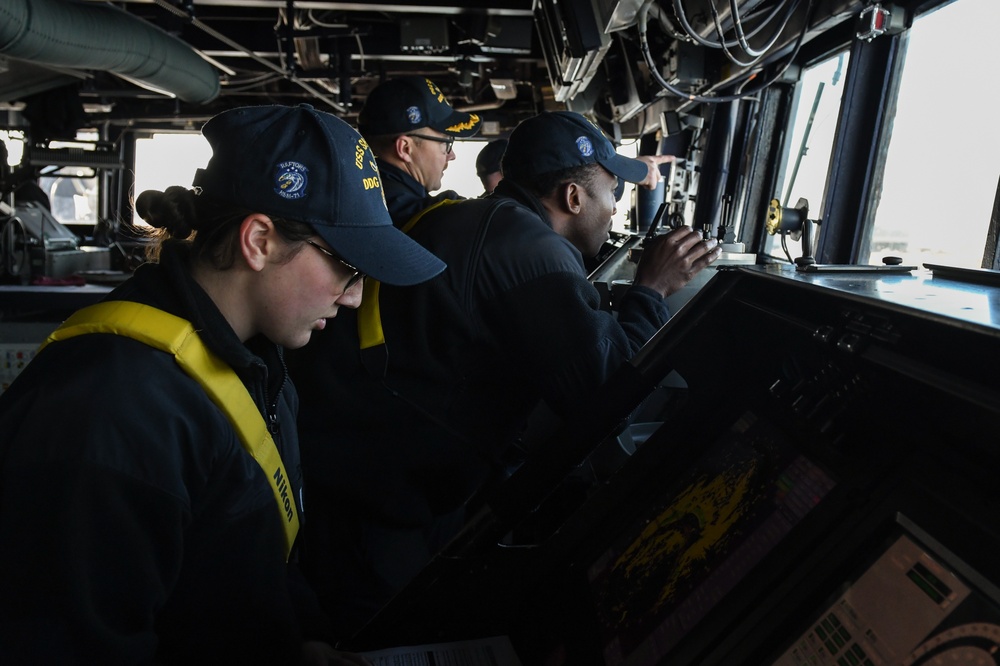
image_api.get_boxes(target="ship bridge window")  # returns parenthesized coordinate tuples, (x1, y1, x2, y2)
(439, 139, 496, 200)
(1, 130, 99, 227)
(41, 133, 100, 227)
(1, 131, 24, 167)
(766, 52, 850, 263)
(134, 133, 642, 233)
(132, 133, 213, 227)
(866, 0, 1000, 269)
(135, 134, 487, 228)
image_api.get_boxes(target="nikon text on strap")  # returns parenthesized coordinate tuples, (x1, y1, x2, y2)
(40, 301, 300, 560)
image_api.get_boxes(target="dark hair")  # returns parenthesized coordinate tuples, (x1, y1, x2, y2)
(134, 186, 313, 267)
(476, 138, 507, 177)
(513, 163, 605, 201)
(363, 133, 400, 158)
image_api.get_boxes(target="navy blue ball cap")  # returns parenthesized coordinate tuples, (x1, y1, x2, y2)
(192, 104, 445, 286)
(502, 111, 648, 185)
(476, 138, 508, 177)
(357, 76, 481, 138)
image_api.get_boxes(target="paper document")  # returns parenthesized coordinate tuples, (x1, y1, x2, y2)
(360, 634, 523, 665)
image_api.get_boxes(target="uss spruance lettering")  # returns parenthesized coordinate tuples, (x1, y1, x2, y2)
(355, 138, 370, 170)
(273, 467, 295, 522)
(426, 78, 446, 104)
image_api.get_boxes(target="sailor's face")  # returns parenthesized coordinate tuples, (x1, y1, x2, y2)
(258, 238, 364, 349)
(409, 130, 455, 192)
(572, 168, 619, 257)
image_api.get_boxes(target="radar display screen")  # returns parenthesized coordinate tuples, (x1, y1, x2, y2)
(587, 410, 837, 665)
(772, 519, 1000, 666)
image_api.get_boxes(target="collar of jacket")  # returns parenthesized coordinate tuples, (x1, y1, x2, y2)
(491, 179, 555, 230)
(375, 159, 429, 223)
(118, 241, 276, 386)
(376, 158, 426, 195)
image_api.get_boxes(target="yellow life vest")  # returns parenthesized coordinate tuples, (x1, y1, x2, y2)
(40, 300, 300, 560)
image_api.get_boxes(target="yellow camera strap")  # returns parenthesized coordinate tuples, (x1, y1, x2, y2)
(40, 300, 300, 560)
(358, 198, 460, 375)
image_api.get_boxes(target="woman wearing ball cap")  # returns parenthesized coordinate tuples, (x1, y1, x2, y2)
(0, 104, 442, 665)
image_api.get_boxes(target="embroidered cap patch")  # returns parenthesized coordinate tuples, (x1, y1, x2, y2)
(275, 161, 309, 200)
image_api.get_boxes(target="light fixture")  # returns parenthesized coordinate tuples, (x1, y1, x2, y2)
(489, 78, 517, 100)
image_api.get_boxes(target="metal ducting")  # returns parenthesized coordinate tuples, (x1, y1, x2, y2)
(0, 0, 220, 104)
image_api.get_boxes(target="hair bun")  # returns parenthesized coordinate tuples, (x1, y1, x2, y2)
(135, 187, 195, 239)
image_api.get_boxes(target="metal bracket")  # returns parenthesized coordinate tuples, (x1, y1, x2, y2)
(857, 3, 905, 43)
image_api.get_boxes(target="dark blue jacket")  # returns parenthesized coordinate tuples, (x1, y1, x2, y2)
(377, 158, 461, 227)
(0, 242, 316, 664)
(290, 179, 671, 528)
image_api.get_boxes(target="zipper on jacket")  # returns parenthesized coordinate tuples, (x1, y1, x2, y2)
(264, 352, 289, 436)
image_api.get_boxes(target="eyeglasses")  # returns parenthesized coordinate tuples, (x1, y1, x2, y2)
(406, 133, 455, 154)
(305, 240, 366, 290)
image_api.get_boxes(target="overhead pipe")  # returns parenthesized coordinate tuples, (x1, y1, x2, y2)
(0, 0, 219, 104)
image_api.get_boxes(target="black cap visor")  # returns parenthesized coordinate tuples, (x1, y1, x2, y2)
(600, 152, 649, 184)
